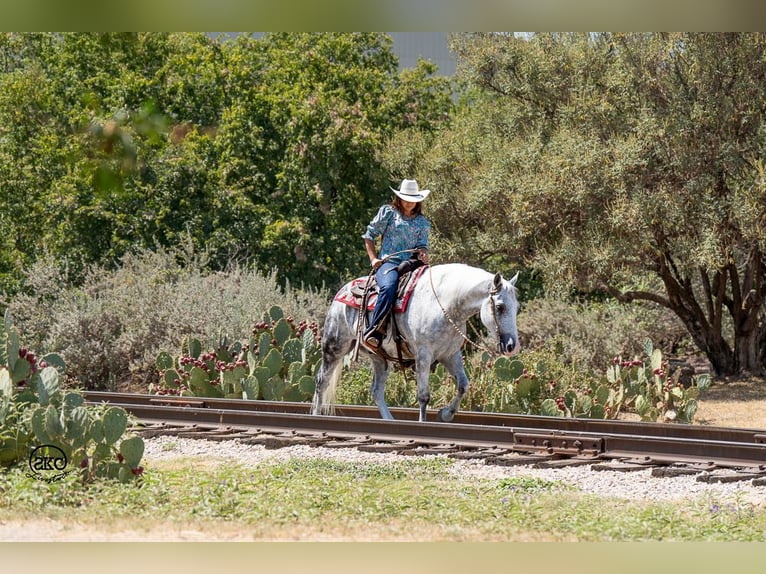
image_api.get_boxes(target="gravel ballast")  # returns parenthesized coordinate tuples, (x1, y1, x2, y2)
(144, 436, 766, 505)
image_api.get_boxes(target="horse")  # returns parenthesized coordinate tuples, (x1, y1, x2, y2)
(311, 263, 521, 422)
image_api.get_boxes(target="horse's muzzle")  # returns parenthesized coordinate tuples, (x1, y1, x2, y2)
(500, 336, 521, 356)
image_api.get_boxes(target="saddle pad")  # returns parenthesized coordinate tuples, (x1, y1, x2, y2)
(334, 265, 427, 312)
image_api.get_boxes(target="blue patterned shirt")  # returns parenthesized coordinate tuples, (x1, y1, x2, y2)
(362, 204, 431, 264)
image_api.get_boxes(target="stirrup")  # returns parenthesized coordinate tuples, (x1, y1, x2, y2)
(363, 332, 383, 350)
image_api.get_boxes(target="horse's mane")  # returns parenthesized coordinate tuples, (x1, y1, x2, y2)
(428, 263, 495, 301)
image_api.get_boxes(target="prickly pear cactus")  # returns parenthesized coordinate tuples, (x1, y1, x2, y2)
(0, 311, 144, 482)
(152, 306, 321, 402)
(605, 339, 710, 423)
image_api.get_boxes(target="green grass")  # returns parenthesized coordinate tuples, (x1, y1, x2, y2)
(2, 457, 765, 541)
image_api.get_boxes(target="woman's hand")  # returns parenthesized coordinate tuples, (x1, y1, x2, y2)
(371, 257, 383, 270)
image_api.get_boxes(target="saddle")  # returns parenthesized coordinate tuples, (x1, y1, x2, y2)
(333, 262, 428, 368)
(334, 263, 427, 313)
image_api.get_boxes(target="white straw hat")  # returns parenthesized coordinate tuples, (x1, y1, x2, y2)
(390, 179, 430, 202)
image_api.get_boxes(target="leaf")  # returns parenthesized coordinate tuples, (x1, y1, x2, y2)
(258, 332, 272, 361)
(40, 353, 66, 375)
(163, 369, 181, 387)
(184, 337, 202, 359)
(635, 395, 649, 416)
(268, 305, 284, 321)
(188, 366, 209, 387)
(251, 366, 272, 385)
(577, 395, 593, 416)
(66, 406, 91, 445)
(89, 419, 105, 443)
(282, 338, 303, 364)
(595, 385, 610, 405)
(272, 318, 291, 346)
(242, 375, 260, 400)
(298, 375, 315, 396)
(31, 408, 50, 444)
(102, 407, 128, 445)
(119, 436, 145, 468)
(63, 391, 84, 411)
(643, 338, 654, 358)
(263, 348, 283, 378)
(650, 348, 663, 371)
(155, 351, 174, 371)
(38, 367, 61, 406)
(0, 368, 11, 424)
(5, 328, 19, 372)
(540, 398, 563, 417)
(682, 399, 698, 422)
(11, 358, 30, 385)
(44, 404, 64, 438)
(695, 374, 711, 393)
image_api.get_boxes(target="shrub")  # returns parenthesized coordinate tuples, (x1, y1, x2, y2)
(329, 337, 708, 423)
(8, 248, 331, 391)
(518, 296, 692, 373)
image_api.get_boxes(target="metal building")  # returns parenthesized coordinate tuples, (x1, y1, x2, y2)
(388, 32, 456, 76)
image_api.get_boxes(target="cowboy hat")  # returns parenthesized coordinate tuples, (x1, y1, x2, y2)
(390, 179, 430, 202)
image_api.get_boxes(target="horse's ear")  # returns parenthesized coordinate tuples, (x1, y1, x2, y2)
(509, 271, 519, 286)
(493, 273, 503, 289)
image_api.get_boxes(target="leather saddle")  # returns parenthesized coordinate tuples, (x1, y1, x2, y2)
(338, 260, 427, 368)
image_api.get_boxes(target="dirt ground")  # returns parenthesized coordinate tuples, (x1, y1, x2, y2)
(694, 375, 766, 429)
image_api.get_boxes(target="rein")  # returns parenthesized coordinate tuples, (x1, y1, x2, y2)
(428, 267, 504, 355)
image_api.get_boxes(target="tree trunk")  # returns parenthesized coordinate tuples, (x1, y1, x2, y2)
(734, 327, 764, 375)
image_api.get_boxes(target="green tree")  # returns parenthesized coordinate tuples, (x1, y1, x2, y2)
(0, 32, 453, 295)
(403, 32, 766, 376)
(235, 32, 453, 285)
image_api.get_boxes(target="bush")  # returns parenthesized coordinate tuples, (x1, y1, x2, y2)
(518, 296, 692, 374)
(8, 247, 331, 391)
(151, 305, 321, 401)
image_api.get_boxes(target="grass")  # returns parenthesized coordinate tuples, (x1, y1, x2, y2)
(2, 455, 766, 541)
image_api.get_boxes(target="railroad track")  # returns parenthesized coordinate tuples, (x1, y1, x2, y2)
(84, 391, 766, 484)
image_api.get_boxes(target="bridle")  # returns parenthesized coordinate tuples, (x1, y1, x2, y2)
(428, 267, 506, 355)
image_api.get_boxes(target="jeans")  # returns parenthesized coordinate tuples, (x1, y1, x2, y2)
(365, 261, 399, 336)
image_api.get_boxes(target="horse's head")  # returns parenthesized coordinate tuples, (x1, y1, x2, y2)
(480, 271, 521, 356)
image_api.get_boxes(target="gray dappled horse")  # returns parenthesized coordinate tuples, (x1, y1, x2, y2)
(311, 263, 521, 422)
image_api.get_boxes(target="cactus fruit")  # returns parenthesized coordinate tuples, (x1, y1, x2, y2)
(0, 313, 144, 482)
(153, 307, 322, 402)
(486, 337, 708, 422)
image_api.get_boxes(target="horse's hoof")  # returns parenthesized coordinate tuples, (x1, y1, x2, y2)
(437, 407, 455, 423)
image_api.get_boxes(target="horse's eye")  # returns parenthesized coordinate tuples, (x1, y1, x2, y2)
(496, 303, 506, 314)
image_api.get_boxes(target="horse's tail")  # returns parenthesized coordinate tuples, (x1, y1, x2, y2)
(311, 301, 350, 416)
(312, 352, 343, 416)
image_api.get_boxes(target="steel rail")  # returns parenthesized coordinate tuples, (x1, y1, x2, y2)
(85, 392, 766, 471)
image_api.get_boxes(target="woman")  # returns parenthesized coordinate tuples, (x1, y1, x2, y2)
(361, 178, 431, 349)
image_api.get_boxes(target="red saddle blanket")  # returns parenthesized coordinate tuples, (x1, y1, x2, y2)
(333, 265, 427, 312)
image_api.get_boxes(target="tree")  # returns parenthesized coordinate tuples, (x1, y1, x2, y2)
(233, 32, 453, 286)
(0, 33, 453, 295)
(405, 33, 766, 376)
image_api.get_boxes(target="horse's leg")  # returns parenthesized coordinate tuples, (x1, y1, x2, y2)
(369, 356, 394, 420)
(436, 351, 470, 423)
(415, 352, 434, 422)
